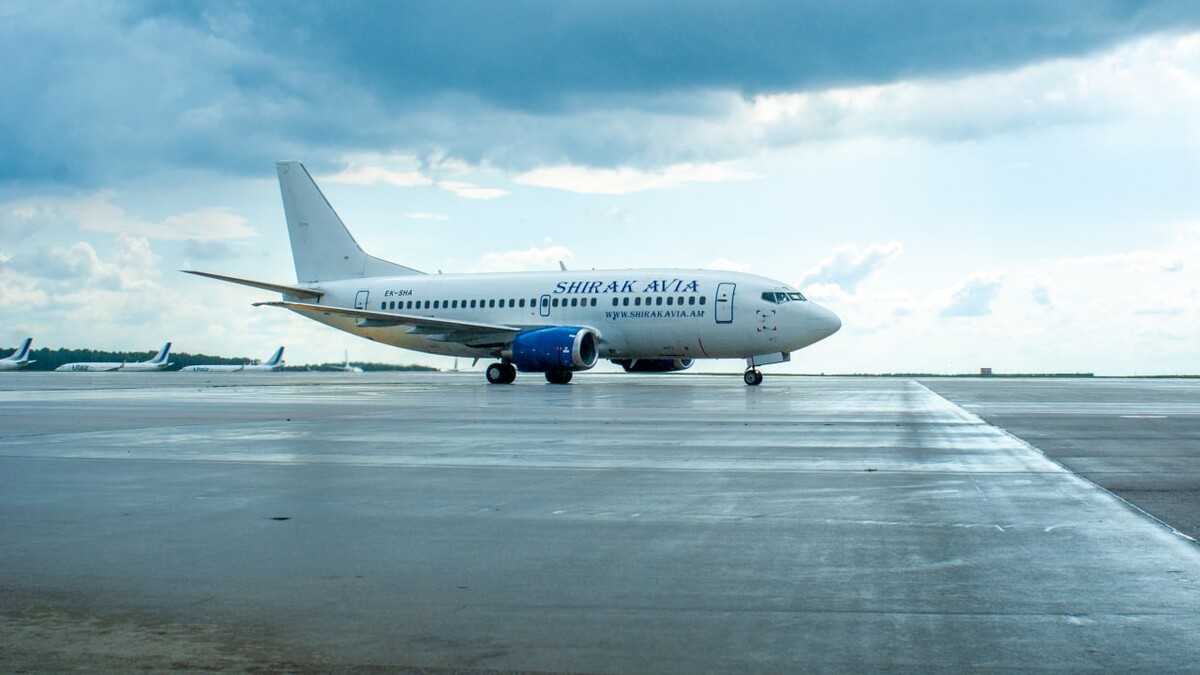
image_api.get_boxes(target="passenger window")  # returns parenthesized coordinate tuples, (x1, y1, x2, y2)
(552, 298, 559, 307)
(612, 298, 619, 306)
(433, 300, 440, 309)
(570, 298, 578, 307)
(519, 298, 526, 308)
(379, 301, 386, 310)
(541, 297, 549, 307)
(424, 300, 431, 309)
(677, 296, 684, 306)
(656, 296, 663, 306)
(488, 299, 496, 308)
(699, 296, 707, 305)
(634, 297, 641, 306)
(688, 296, 696, 305)
(666, 297, 674, 306)
(509, 299, 515, 308)
(623, 297, 630, 306)
(591, 298, 597, 307)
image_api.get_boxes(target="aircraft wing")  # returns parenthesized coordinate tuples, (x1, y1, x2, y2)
(183, 270, 324, 299)
(254, 301, 522, 346)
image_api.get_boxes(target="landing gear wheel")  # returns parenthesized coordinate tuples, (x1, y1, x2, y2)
(545, 370, 573, 384)
(487, 362, 517, 384)
(743, 369, 763, 386)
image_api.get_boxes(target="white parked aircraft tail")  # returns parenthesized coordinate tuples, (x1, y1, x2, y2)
(263, 346, 285, 368)
(149, 342, 172, 365)
(0, 337, 34, 370)
(276, 161, 424, 283)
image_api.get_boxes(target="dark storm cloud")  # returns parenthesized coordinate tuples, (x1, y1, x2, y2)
(2, 1, 1198, 185)
(164, 0, 1200, 106)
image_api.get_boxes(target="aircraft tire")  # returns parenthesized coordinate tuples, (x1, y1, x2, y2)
(743, 369, 763, 386)
(487, 363, 516, 384)
(545, 370, 573, 384)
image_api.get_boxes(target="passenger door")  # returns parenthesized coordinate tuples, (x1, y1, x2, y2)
(715, 283, 735, 324)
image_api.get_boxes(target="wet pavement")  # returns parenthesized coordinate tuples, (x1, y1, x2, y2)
(923, 378, 1200, 541)
(2, 373, 1199, 672)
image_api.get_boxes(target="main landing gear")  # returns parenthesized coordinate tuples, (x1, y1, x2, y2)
(486, 362, 517, 384)
(485, 362, 573, 385)
(743, 369, 764, 386)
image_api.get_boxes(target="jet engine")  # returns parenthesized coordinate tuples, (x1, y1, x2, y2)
(510, 326, 600, 372)
(611, 358, 695, 373)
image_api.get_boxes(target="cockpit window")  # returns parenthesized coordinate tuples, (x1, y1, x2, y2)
(762, 290, 809, 303)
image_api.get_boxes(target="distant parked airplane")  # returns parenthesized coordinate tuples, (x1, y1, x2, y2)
(337, 350, 364, 373)
(0, 338, 34, 371)
(180, 347, 285, 373)
(187, 161, 840, 385)
(55, 342, 173, 372)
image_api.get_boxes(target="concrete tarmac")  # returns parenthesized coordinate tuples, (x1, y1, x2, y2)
(924, 378, 1200, 540)
(2, 373, 1200, 672)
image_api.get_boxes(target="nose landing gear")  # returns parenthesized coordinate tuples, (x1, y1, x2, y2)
(743, 369, 763, 386)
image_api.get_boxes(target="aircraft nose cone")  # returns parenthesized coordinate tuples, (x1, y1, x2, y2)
(814, 305, 841, 341)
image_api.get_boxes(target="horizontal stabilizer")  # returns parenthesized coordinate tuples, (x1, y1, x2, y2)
(182, 270, 324, 299)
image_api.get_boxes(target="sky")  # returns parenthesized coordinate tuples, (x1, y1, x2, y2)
(2, 1, 1199, 374)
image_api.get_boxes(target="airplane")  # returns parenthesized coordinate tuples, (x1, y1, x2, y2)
(185, 161, 841, 386)
(180, 346, 285, 373)
(55, 342, 173, 372)
(336, 350, 364, 373)
(0, 338, 35, 371)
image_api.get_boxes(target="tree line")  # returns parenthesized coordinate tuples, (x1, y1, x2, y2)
(3, 347, 436, 372)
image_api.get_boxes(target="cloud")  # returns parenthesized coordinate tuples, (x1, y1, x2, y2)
(165, 2, 1200, 107)
(941, 273, 1005, 317)
(8, 234, 160, 291)
(799, 241, 902, 292)
(9, 3, 1197, 186)
(1031, 282, 1051, 306)
(327, 164, 432, 188)
(0, 193, 253, 241)
(707, 258, 752, 273)
(406, 212, 450, 222)
(514, 162, 760, 194)
(327, 157, 508, 200)
(472, 244, 574, 273)
(184, 239, 236, 261)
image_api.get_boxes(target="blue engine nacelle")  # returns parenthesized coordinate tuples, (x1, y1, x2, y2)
(611, 358, 695, 373)
(511, 326, 600, 372)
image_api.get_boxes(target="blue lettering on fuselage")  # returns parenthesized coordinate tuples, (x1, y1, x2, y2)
(553, 279, 698, 294)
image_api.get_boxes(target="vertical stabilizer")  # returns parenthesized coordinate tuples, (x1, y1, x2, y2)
(264, 346, 285, 367)
(9, 338, 32, 362)
(149, 342, 172, 364)
(276, 161, 423, 283)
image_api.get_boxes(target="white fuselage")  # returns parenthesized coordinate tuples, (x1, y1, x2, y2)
(289, 268, 840, 362)
(55, 361, 170, 372)
(181, 363, 282, 372)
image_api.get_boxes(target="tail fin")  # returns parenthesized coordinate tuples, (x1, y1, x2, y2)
(148, 342, 172, 364)
(264, 346, 284, 367)
(276, 161, 424, 283)
(4, 337, 32, 362)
